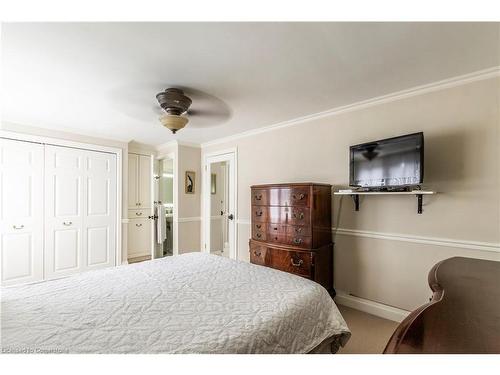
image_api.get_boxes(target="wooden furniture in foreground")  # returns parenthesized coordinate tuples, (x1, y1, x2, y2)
(384, 257, 500, 354)
(249, 183, 334, 296)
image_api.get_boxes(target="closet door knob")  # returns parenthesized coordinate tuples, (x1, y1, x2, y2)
(63, 221, 73, 226)
(13, 225, 24, 230)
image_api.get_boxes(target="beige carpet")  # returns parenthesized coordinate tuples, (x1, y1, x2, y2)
(337, 305, 399, 354)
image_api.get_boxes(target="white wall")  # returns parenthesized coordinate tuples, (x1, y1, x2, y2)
(202, 76, 500, 311)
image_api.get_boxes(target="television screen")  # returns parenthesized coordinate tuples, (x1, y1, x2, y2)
(349, 132, 424, 189)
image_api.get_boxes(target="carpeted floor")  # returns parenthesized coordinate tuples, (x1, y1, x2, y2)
(336, 305, 399, 354)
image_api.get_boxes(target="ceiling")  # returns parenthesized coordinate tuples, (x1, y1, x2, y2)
(2, 22, 499, 145)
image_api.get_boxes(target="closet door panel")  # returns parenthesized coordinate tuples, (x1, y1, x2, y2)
(0, 139, 44, 285)
(84, 151, 116, 269)
(128, 154, 139, 208)
(44, 146, 84, 279)
(138, 155, 151, 208)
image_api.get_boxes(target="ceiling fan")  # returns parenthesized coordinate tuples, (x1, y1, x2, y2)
(156, 88, 193, 134)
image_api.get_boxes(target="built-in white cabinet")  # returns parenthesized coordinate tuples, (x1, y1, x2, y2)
(0, 139, 44, 286)
(0, 138, 118, 286)
(128, 153, 152, 209)
(127, 153, 153, 259)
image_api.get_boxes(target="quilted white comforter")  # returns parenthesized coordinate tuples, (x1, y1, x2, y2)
(1, 253, 350, 353)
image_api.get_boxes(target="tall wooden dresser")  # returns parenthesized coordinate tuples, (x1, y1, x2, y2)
(249, 183, 334, 296)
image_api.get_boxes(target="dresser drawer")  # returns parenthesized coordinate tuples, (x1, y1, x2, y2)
(269, 248, 312, 278)
(251, 189, 268, 206)
(268, 187, 310, 207)
(249, 242, 268, 266)
(267, 233, 287, 245)
(287, 225, 312, 236)
(286, 234, 312, 248)
(128, 209, 151, 219)
(252, 206, 268, 222)
(288, 207, 310, 225)
(268, 223, 287, 236)
(252, 227, 267, 241)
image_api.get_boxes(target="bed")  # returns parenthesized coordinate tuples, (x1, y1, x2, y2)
(1, 252, 350, 354)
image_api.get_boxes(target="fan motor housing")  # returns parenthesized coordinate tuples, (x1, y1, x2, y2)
(156, 88, 192, 115)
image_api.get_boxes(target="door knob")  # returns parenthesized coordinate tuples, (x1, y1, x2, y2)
(228, 214, 234, 220)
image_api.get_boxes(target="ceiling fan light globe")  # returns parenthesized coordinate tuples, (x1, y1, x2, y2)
(159, 114, 189, 134)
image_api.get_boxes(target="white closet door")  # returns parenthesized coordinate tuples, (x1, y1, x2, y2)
(138, 155, 151, 208)
(0, 139, 44, 286)
(83, 149, 116, 271)
(44, 145, 116, 279)
(128, 153, 139, 209)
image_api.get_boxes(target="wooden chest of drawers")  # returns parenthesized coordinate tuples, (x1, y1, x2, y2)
(249, 183, 334, 296)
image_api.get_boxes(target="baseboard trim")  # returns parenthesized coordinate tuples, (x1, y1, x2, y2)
(335, 290, 410, 323)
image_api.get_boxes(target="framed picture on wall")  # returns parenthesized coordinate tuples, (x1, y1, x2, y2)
(211, 173, 216, 194)
(185, 171, 195, 194)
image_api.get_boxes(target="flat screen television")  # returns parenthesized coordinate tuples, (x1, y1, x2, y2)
(349, 132, 424, 190)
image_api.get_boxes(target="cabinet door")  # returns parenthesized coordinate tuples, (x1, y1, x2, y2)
(138, 155, 151, 208)
(0, 139, 44, 286)
(128, 153, 139, 209)
(127, 218, 150, 258)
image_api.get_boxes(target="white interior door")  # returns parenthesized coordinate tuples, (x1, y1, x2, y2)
(44, 145, 116, 279)
(0, 139, 44, 285)
(204, 151, 237, 259)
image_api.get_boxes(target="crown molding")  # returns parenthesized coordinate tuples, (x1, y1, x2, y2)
(155, 139, 202, 151)
(201, 66, 500, 148)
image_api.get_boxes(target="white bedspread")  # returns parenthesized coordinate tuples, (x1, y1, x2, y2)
(1, 253, 350, 353)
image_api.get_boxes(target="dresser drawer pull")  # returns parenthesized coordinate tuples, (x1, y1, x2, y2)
(253, 251, 262, 257)
(292, 193, 305, 200)
(63, 221, 73, 226)
(272, 227, 278, 231)
(293, 238, 303, 244)
(291, 258, 304, 267)
(255, 210, 263, 217)
(256, 224, 262, 229)
(136, 223, 143, 227)
(13, 225, 24, 230)
(254, 194, 262, 201)
(295, 227, 302, 233)
(135, 212, 143, 216)
(256, 232, 262, 238)
(292, 212, 304, 220)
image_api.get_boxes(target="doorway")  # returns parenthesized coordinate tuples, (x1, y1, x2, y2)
(203, 149, 237, 259)
(153, 154, 175, 259)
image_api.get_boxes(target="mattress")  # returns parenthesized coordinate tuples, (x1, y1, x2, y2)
(1, 252, 350, 354)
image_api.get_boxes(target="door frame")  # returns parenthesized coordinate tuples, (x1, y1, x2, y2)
(202, 147, 238, 259)
(0, 130, 123, 266)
